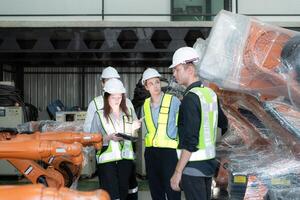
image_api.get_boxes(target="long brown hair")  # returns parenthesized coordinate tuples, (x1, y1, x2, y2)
(103, 92, 129, 121)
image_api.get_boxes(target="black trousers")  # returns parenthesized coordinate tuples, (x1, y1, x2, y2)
(181, 175, 212, 200)
(145, 147, 181, 200)
(97, 160, 133, 200)
(126, 163, 138, 200)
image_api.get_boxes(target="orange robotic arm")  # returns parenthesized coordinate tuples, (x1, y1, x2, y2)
(198, 11, 300, 106)
(6, 132, 102, 150)
(8, 159, 65, 188)
(0, 140, 82, 160)
(0, 184, 110, 200)
(0, 140, 83, 188)
(0, 131, 103, 188)
(41, 155, 83, 188)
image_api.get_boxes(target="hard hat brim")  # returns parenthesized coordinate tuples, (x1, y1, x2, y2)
(142, 74, 161, 85)
(169, 58, 199, 69)
(104, 88, 126, 94)
(169, 63, 176, 69)
(101, 74, 120, 79)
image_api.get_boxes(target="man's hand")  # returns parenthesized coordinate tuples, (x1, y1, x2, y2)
(170, 149, 192, 191)
(170, 170, 182, 191)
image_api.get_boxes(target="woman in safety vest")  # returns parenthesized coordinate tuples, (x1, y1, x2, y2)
(90, 78, 141, 200)
(141, 68, 181, 200)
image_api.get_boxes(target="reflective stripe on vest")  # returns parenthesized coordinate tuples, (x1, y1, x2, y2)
(121, 140, 134, 159)
(96, 140, 122, 163)
(143, 93, 178, 148)
(93, 96, 103, 110)
(95, 110, 135, 164)
(177, 87, 218, 161)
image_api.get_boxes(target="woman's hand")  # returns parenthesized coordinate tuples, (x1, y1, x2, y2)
(132, 117, 143, 132)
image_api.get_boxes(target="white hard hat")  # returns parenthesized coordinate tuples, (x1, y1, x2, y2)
(101, 66, 120, 79)
(142, 68, 161, 85)
(103, 78, 126, 94)
(169, 47, 200, 68)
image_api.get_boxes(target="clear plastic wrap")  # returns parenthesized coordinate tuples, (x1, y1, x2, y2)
(218, 107, 270, 149)
(216, 91, 300, 199)
(193, 38, 207, 63)
(196, 10, 300, 108)
(243, 163, 300, 200)
(40, 121, 84, 132)
(267, 187, 300, 200)
(263, 101, 300, 139)
(17, 120, 84, 133)
(220, 114, 300, 199)
(224, 138, 300, 199)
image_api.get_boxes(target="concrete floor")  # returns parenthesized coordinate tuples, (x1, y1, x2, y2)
(76, 176, 227, 199)
(78, 177, 186, 199)
(0, 176, 156, 199)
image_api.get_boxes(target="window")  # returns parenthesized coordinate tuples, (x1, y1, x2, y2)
(172, 0, 231, 21)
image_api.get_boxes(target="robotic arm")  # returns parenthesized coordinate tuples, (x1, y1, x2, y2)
(0, 131, 102, 188)
(8, 159, 65, 188)
(0, 184, 110, 200)
(0, 139, 83, 188)
(3, 131, 102, 150)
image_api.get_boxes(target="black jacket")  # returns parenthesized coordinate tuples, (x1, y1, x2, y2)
(177, 81, 228, 176)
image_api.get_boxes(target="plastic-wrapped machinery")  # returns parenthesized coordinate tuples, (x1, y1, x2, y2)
(199, 11, 300, 200)
(196, 10, 300, 108)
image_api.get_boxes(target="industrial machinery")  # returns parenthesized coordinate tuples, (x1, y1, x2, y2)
(56, 111, 86, 122)
(16, 120, 99, 178)
(0, 139, 82, 188)
(0, 106, 24, 128)
(0, 130, 102, 188)
(0, 106, 24, 176)
(194, 10, 300, 199)
(0, 126, 107, 200)
(0, 184, 110, 200)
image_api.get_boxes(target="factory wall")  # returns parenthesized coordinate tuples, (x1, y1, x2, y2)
(23, 66, 172, 111)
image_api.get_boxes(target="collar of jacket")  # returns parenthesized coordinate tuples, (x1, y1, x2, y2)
(183, 81, 203, 96)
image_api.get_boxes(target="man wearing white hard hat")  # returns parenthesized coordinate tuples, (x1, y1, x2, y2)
(141, 68, 181, 200)
(169, 47, 228, 200)
(90, 78, 141, 200)
(83, 66, 138, 200)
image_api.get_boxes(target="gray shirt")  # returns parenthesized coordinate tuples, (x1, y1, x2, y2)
(90, 109, 137, 146)
(141, 93, 181, 140)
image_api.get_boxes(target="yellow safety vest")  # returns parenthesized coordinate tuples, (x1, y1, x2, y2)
(95, 110, 134, 164)
(177, 87, 218, 161)
(143, 93, 178, 149)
